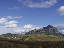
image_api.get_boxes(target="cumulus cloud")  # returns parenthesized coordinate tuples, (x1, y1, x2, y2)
(0, 17, 40, 34)
(57, 6, 64, 16)
(24, 24, 34, 29)
(0, 24, 40, 34)
(12, 24, 40, 33)
(0, 27, 24, 34)
(24, 24, 40, 30)
(14, 28, 25, 32)
(5, 24, 18, 28)
(5, 21, 18, 28)
(61, 30, 64, 33)
(0, 16, 23, 27)
(5, 21, 18, 24)
(18, 0, 58, 8)
(0, 17, 19, 34)
(0, 17, 19, 28)
(56, 24, 64, 34)
(0, 18, 7, 24)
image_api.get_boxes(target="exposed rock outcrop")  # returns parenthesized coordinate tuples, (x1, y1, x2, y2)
(25, 25, 59, 35)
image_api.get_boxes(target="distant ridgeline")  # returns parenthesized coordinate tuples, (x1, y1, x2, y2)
(1, 25, 64, 41)
(25, 25, 63, 35)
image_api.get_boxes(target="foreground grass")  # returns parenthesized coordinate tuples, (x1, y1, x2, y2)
(0, 38, 64, 48)
(0, 34, 64, 48)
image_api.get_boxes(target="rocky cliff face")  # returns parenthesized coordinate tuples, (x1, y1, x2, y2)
(25, 25, 59, 35)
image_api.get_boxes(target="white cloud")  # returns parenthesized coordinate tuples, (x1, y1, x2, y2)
(13, 27, 25, 33)
(5, 21, 18, 24)
(0, 17, 22, 34)
(5, 21, 18, 28)
(5, 24, 18, 28)
(0, 27, 23, 34)
(0, 17, 19, 28)
(61, 30, 64, 32)
(0, 18, 7, 24)
(0, 24, 40, 34)
(24, 24, 34, 29)
(56, 24, 64, 34)
(0, 17, 40, 34)
(0, 16, 23, 27)
(57, 6, 64, 16)
(7, 16, 23, 19)
(19, 0, 58, 8)
(13, 24, 40, 33)
(24, 24, 40, 30)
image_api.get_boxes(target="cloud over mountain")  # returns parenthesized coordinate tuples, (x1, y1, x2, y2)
(24, 24, 39, 29)
(0, 16, 40, 34)
(56, 24, 64, 34)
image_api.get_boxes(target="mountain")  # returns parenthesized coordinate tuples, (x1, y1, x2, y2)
(1, 25, 64, 41)
(25, 25, 59, 35)
(0, 25, 64, 41)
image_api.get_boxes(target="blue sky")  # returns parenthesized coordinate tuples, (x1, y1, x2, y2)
(0, 0, 64, 34)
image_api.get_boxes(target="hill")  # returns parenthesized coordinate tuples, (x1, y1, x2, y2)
(0, 37, 64, 48)
(25, 25, 64, 36)
(0, 25, 64, 41)
(0, 25, 64, 48)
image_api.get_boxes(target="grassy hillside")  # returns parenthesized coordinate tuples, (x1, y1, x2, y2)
(1, 33, 64, 41)
(0, 33, 64, 48)
(0, 38, 64, 48)
(20, 34, 64, 41)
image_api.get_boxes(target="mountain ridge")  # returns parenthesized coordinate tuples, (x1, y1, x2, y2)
(25, 25, 59, 35)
